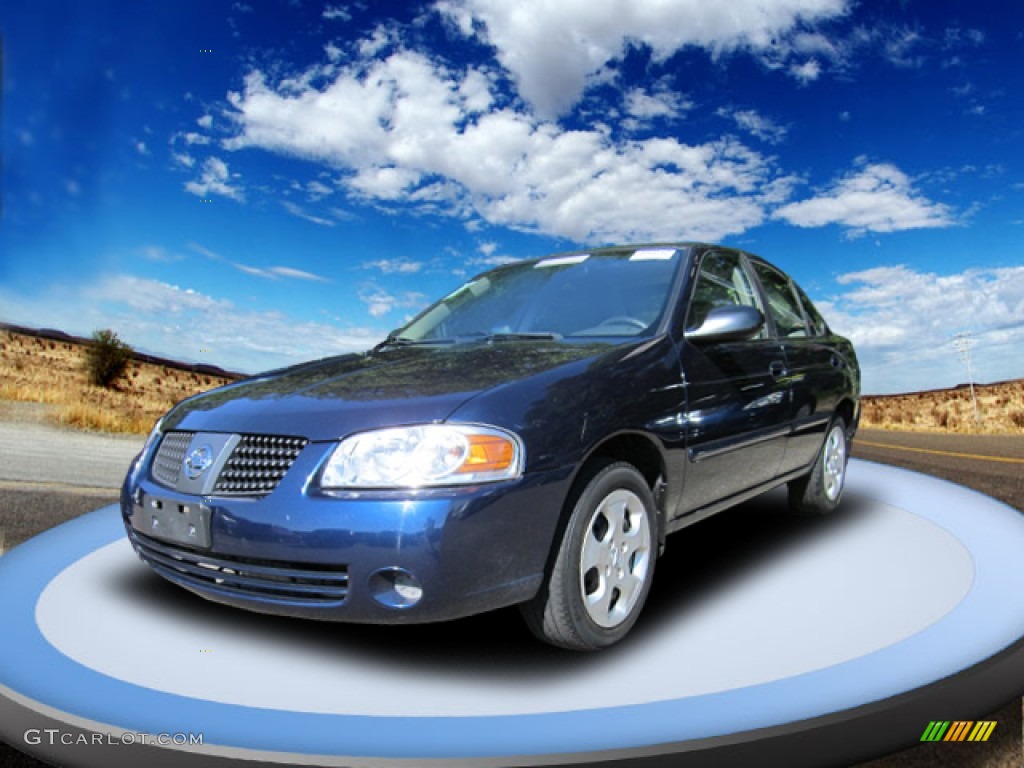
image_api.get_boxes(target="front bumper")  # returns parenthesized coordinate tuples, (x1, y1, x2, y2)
(121, 443, 572, 624)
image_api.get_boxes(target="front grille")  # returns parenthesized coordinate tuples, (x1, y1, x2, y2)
(214, 434, 308, 496)
(152, 432, 194, 487)
(131, 531, 349, 604)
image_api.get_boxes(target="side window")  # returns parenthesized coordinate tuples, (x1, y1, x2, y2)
(750, 261, 809, 338)
(793, 283, 828, 337)
(686, 251, 765, 338)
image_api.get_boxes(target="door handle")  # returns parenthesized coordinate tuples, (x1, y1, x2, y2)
(769, 361, 787, 378)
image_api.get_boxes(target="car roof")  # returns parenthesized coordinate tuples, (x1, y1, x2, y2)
(479, 243, 705, 275)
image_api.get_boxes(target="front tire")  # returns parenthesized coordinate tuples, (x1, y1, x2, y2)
(521, 461, 657, 651)
(788, 417, 848, 515)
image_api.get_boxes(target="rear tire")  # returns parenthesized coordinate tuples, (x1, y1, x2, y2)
(520, 461, 657, 650)
(788, 417, 848, 515)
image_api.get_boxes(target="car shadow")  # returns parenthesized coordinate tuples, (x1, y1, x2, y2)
(112, 489, 875, 678)
(634, 489, 874, 642)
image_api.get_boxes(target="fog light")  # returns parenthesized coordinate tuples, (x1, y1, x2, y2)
(369, 568, 423, 609)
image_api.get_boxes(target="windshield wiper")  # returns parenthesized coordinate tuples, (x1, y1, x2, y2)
(375, 331, 561, 352)
(373, 335, 457, 351)
(481, 331, 563, 342)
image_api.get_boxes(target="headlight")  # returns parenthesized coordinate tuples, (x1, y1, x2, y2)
(142, 417, 165, 454)
(129, 417, 165, 485)
(320, 424, 523, 489)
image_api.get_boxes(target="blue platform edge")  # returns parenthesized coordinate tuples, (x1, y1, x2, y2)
(1, 460, 1023, 759)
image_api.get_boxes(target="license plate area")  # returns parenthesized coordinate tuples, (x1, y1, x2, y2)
(133, 494, 212, 548)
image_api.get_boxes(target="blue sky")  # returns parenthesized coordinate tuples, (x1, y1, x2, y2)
(1, 0, 1022, 394)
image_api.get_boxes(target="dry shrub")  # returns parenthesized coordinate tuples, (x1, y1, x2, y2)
(56, 403, 151, 434)
(86, 329, 134, 388)
(0, 381, 67, 405)
(931, 406, 949, 429)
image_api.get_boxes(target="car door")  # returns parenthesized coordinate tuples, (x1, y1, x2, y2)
(676, 249, 791, 515)
(749, 263, 850, 474)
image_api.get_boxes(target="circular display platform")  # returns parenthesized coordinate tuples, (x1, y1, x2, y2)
(2, 459, 1023, 768)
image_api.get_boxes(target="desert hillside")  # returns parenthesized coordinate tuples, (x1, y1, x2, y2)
(860, 380, 1024, 435)
(0, 327, 238, 434)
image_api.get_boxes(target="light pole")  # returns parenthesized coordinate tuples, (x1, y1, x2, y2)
(951, 332, 980, 425)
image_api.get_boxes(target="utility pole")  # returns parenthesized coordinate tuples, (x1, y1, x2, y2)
(951, 332, 980, 424)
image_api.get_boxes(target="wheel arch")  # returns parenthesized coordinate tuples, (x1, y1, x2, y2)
(835, 397, 858, 439)
(565, 431, 670, 549)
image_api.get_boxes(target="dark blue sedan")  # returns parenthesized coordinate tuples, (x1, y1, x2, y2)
(122, 243, 860, 650)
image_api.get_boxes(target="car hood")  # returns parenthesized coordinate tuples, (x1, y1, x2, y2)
(161, 341, 615, 440)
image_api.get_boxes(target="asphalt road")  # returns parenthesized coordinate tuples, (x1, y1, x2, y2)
(0, 420, 143, 490)
(852, 428, 1024, 514)
(0, 416, 1021, 767)
(0, 410, 141, 554)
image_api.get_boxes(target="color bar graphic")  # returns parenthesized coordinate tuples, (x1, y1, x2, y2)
(920, 721, 996, 742)
(920, 721, 950, 741)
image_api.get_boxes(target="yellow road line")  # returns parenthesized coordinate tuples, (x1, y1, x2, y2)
(856, 439, 1024, 465)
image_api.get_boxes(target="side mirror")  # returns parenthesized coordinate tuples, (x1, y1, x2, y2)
(685, 305, 764, 343)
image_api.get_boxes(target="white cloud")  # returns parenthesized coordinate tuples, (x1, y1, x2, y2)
(362, 259, 424, 274)
(791, 31, 841, 60)
(623, 85, 692, 122)
(360, 287, 394, 318)
(327, 205, 356, 222)
(266, 266, 330, 282)
(135, 141, 149, 156)
(281, 200, 335, 227)
(821, 265, 1024, 393)
(774, 162, 955, 235)
(718, 108, 788, 144)
(459, 69, 495, 114)
(182, 131, 211, 145)
(466, 254, 521, 268)
(437, 0, 849, 117)
(358, 284, 427, 318)
(306, 180, 333, 200)
(189, 242, 330, 281)
(173, 152, 195, 168)
(323, 5, 351, 21)
(325, 42, 344, 63)
(185, 157, 244, 202)
(358, 24, 401, 58)
(880, 26, 924, 68)
(139, 246, 183, 263)
(0, 276, 378, 374)
(223, 49, 790, 243)
(197, 114, 213, 129)
(789, 58, 822, 83)
(188, 243, 227, 262)
(348, 166, 423, 200)
(214, 15, 963, 246)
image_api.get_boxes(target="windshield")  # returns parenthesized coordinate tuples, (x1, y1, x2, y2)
(395, 247, 684, 342)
